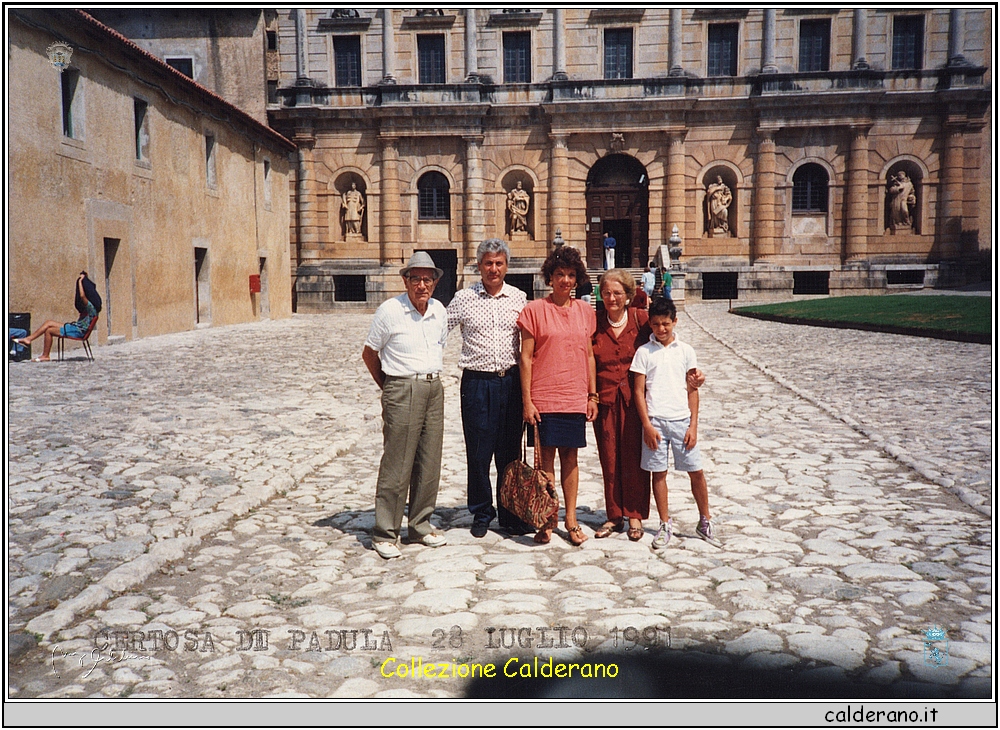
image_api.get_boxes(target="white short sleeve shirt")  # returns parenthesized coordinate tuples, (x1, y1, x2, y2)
(365, 294, 448, 376)
(629, 334, 698, 420)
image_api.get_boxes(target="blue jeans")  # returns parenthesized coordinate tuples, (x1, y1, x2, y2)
(461, 368, 532, 531)
(9, 327, 27, 356)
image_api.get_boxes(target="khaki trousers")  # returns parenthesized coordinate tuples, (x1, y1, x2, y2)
(373, 375, 444, 543)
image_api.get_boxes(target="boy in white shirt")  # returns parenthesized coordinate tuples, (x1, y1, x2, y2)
(630, 297, 717, 548)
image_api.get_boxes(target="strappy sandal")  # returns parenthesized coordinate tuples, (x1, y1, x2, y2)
(627, 524, 644, 542)
(566, 524, 588, 547)
(533, 528, 552, 545)
(594, 521, 622, 539)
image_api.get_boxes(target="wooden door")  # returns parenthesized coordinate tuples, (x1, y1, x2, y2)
(586, 187, 648, 268)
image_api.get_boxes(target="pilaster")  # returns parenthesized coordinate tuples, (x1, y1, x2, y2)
(752, 130, 777, 262)
(379, 135, 402, 264)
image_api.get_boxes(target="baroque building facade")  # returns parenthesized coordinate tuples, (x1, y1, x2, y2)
(269, 8, 991, 308)
(8, 9, 296, 344)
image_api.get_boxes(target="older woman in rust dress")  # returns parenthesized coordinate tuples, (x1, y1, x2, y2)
(592, 270, 703, 540)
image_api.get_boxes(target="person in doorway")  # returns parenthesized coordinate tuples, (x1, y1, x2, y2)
(603, 232, 616, 270)
(447, 239, 534, 538)
(14, 272, 100, 362)
(362, 251, 450, 559)
(518, 245, 598, 547)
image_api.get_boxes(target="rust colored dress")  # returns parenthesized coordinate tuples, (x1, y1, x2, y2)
(592, 308, 651, 521)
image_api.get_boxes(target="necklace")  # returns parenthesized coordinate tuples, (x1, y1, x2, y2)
(608, 310, 628, 329)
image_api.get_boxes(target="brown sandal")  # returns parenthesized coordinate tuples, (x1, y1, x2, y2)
(566, 524, 588, 547)
(594, 521, 622, 539)
(533, 528, 552, 545)
(627, 524, 644, 542)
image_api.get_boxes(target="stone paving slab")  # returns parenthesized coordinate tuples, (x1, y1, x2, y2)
(688, 302, 993, 516)
(6, 307, 992, 699)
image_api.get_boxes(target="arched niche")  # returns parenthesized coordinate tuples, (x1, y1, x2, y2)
(700, 164, 740, 238)
(883, 158, 924, 235)
(500, 169, 535, 238)
(334, 171, 368, 241)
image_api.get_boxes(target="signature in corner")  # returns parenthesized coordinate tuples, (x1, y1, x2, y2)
(49, 646, 154, 679)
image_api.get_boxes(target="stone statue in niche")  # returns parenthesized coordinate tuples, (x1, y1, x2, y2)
(506, 180, 530, 234)
(342, 182, 365, 236)
(331, 9, 360, 18)
(887, 171, 916, 230)
(706, 175, 733, 234)
(415, 9, 444, 16)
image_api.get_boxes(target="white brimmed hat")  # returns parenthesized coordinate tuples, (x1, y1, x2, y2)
(400, 251, 443, 279)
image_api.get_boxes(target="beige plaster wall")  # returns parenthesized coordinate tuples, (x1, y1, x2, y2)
(8, 14, 291, 346)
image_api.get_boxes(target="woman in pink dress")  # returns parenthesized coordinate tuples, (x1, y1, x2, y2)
(518, 246, 598, 546)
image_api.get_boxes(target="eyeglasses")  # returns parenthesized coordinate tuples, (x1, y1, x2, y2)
(407, 276, 436, 286)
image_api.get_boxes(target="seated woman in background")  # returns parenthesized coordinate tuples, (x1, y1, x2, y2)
(15, 272, 100, 362)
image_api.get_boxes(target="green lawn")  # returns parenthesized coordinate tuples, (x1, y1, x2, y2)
(733, 295, 992, 339)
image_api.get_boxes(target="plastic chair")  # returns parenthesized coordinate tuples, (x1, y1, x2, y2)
(56, 314, 98, 362)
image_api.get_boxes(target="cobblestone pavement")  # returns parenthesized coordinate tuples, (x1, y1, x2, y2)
(7, 305, 992, 699)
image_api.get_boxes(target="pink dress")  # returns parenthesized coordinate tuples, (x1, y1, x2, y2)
(517, 296, 597, 414)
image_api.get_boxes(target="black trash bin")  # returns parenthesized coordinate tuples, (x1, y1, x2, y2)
(9, 312, 31, 361)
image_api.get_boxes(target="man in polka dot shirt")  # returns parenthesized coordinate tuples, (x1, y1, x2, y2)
(447, 239, 535, 538)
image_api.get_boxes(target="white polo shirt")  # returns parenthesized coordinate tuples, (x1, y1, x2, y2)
(365, 293, 447, 376)
(629, 333, 698, 421)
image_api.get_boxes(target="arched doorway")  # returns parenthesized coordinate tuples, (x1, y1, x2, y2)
(585, 154, 649, 269)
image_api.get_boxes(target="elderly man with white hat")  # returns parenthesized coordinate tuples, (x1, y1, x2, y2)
(362, 251, 449, 559)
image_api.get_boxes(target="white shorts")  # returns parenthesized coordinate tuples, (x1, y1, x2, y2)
(640, 416, 703, 473)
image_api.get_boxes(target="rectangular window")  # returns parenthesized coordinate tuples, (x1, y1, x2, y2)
(334, 35, 362, 87)
(418, 34, 446, 84)
(707, 23, 739, 76)
(61, 68, 80, 138)
(267, 80, 278, 104)
(134, 98, 149, 161)
(205, 134, 217, 188)
(419, 187, 449, 219)
(266, 30, 278, 51)
(892, 15, 924, 70)
(263, 158, 272, 206)
(503, 32, 531, 83)
(799, 19, 830, 72)
(333, 275, 367, 302)
(166, 57, 194, 78)
(604, 28, 633, 79)
(793, 271, 830, 295)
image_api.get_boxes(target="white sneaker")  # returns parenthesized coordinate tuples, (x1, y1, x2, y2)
(696, 516, 722, 547)
(418, 532, 447, 548)
(373, 541, 402, 559)
(652, 519, 673, 550)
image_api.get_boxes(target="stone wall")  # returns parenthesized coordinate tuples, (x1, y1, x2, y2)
(8, 10, 294, 343)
